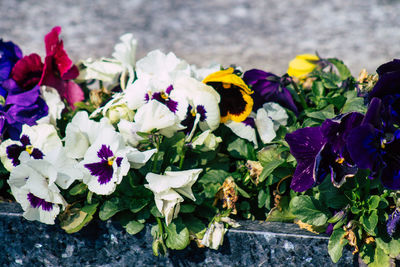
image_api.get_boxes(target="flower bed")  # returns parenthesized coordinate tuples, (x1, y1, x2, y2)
(1, 26, 400, 266)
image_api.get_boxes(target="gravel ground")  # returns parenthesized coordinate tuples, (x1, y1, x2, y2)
(1, 0, 400, 75)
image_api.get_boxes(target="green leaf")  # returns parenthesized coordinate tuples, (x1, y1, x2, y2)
(289, 195, 329, 226)
(99, 198, 126, 221)
(258, 188, 270, 209)
(183, 216, 206, 238)
(227, 138, 255, 159)
(199, 169, 229, 184)
(130, 198, 149, 213)
(369, 246, 391, 267)
(327, 58, 352, 80)
(165, 218, 190, 250)
(180, 204, 196, 213)
(328, 228, 348, 263)
(389, 239, 400, 258)
(150, 205, 163, 218)
(259, 159, 285, 183)
(124, 220, 145, 235)
(312, 81, 325, 98)
(60, 203, 99, 234)
(360, 210, 378, 236)
(266, 196, 296, 222)
(367, 195, 381, 210)
(342, 91, 367, 113)
(69, 183, 88, 196)
(257, 145, 283, 165)
(326, 95, 346, 110)
(236, 185, 250, 198)
(306, 105, 335, 121)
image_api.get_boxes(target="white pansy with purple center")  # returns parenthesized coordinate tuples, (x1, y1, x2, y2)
(8, 152, 66, 224)
(64, 111, 115, 159)
(0, 124, 62, 171)
(171, 76, 220, 139)
(81, 129, 130, 195)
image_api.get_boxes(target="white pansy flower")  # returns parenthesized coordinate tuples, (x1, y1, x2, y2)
(64, 111, 114, 159)
(191, 130, 222, 152)
(8, 152, 66, 224)
(200, 222, 227, 250)
(262, 102, 288, 131)
(135, 50, 191, 83)
(112, 33, 138, 88)
(170, 76, 220, 140)
(225, 116, 259, 148)
(80, 129, 130, 195)
(117, 119, 142, 147)
(37, 86, 65, 126)
(190, 63, 221, 81)
(126, 147, 157, 169)
(133, 100, 184, 138)
(77, 57, 124, 83)
(145, 169, 202, 225)
(0, 124, 62, 170)
(44, 146, 83, 189)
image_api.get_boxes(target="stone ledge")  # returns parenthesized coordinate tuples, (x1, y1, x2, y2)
(0, 202, 357, 266)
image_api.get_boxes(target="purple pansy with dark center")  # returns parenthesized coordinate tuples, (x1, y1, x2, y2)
(181, 104, 208, 135)
(243, 69, 298, 114)
(286, 112, 364, 191)
(84, 144, 122, 185)
(347, 97, 400, 189)
(6, 134, 44, 166)
(27, 192, 53, 211)
(151, 85, 178, 113)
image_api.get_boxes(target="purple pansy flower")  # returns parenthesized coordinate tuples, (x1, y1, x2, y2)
(243, 69, 298, 114)
(286, 112, 363, 191)
(387, 209, 400, 237)
(347, 97, 400, 189)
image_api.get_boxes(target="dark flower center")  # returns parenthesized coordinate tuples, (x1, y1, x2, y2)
(6, 134, 44, 166)
(207, 82, 248, 118)
(84, 145, 122, 185)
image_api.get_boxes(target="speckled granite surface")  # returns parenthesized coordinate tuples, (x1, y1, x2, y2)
(1, 0, 400, 76)
(0, 202, 357, 267)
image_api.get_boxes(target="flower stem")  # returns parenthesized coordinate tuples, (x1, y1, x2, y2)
(291, 80, 308, 109)
(151, 135, 161, 173)
(179, 147, 187, 170)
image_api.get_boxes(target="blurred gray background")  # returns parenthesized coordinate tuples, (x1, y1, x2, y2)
(1, 0, 400, 76)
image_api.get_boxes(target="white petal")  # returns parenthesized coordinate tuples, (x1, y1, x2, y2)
(256, 109, 276, 144)
(225, 120, 258, 148)
(126, 147, 156, 169)
(263, 102, 288, 131)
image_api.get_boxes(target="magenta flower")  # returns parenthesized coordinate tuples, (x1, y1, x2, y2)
(39, 26, 83, 109)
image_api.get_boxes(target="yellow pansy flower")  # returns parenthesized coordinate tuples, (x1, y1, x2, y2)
(287, 54, 319, 79)
(203, 68, 253, 123)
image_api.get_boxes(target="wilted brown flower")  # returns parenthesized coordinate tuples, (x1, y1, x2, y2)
(245, 160, 263, 185)
(214, 177, 239, 214)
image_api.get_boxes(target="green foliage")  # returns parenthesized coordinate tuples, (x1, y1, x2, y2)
(165, 218, 190, 250)
(289, 195, 330, 226)
(328, 228, 348, 263)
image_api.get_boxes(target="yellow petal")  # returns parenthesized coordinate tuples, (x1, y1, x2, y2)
(203, 68, 253, 94)
(287, 54, 319, 78)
